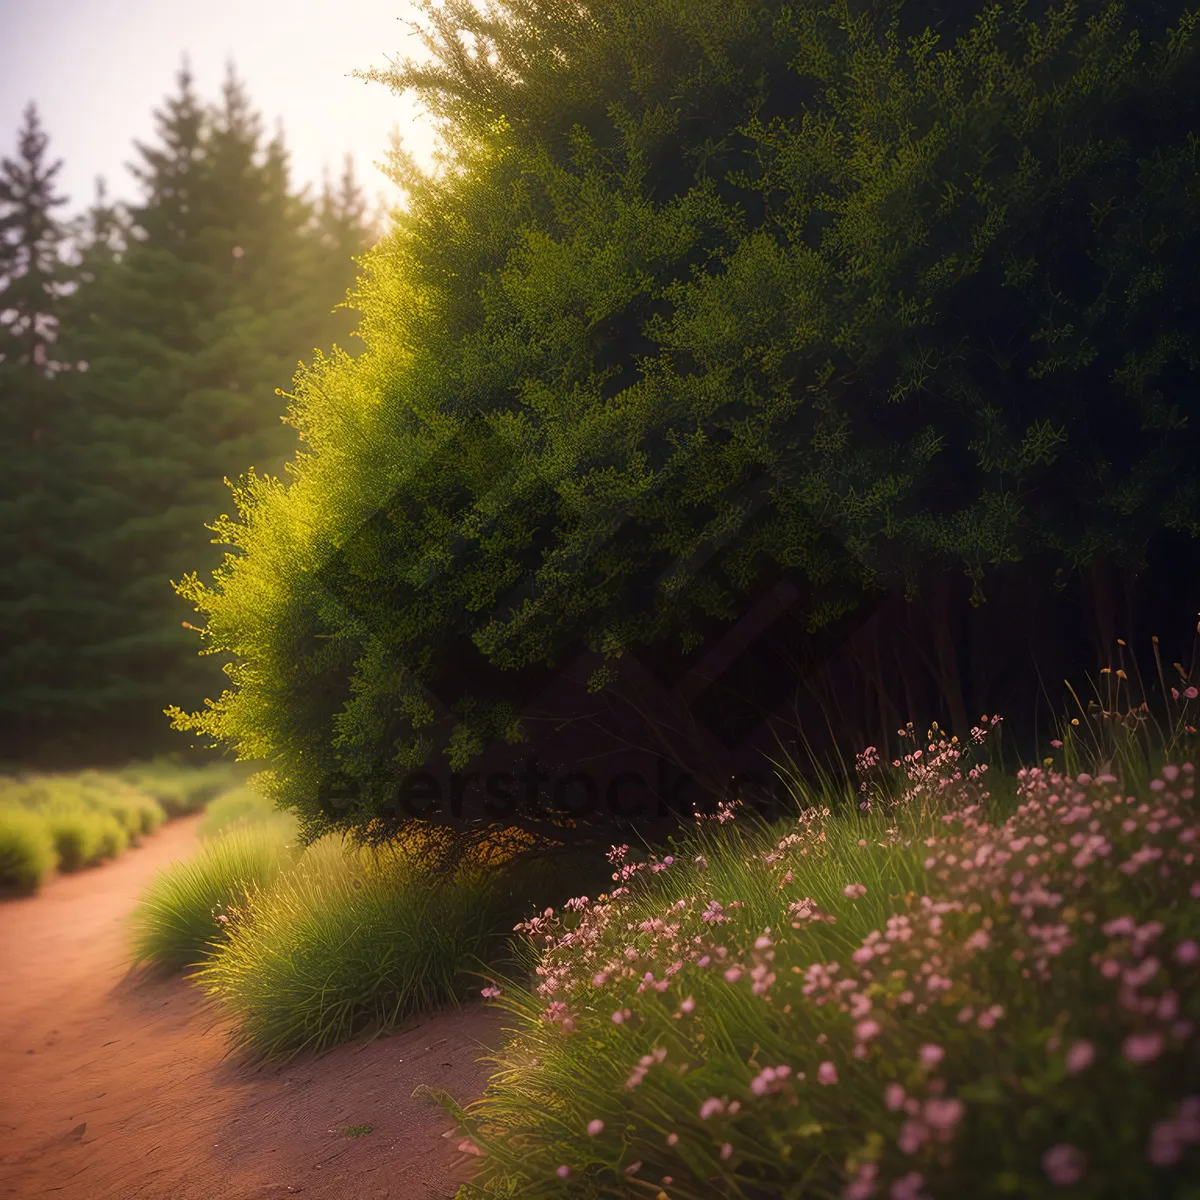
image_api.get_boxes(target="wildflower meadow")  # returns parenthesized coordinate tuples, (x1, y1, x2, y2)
(445, 705, 1200, 1198)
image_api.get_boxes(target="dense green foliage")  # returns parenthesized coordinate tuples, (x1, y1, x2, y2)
(167, 0, 1200, 837)
(0, 65, 375, 764)
(0, 806, 57, 891)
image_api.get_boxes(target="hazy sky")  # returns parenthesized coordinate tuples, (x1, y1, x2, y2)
(0, 0, 456, 225)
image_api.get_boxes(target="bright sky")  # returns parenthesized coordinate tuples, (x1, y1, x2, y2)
(0, 0, 456, 228)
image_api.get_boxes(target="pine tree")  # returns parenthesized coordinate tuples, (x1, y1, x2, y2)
(0, 102, 77, 757)
(308, 153, 376, 352)
(40, 61, 374, 761)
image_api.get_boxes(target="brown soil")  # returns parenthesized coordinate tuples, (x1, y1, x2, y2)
(0, 815, 505, 1200)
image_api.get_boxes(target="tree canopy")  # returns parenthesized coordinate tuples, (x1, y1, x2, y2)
(163, 0, 1200, 837)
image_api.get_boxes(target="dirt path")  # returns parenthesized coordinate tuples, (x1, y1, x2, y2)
(0, 815, 505, 1199)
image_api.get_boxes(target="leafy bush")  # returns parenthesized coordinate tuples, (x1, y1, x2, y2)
(0, 769, 169, 882)
(4, 772, 165, 844)
(168, 0, 1200, 836)
(0, 808, 56, 891)
(44, 809, 106, 871)
(128, 822, 297, 972)
(0, 764, 246, 893)
(447, 718, 1200, 1198)
(92, 811, 128, 860)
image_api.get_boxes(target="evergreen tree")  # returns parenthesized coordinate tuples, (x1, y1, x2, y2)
(310, 154, 376, 350)
(37, 61, 373, 762)
(0, 102, 76, 755)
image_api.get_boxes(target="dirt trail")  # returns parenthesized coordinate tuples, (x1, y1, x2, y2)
(0, 815, 504, 1199)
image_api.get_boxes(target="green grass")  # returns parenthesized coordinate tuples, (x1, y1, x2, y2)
(0, 807, 57, 891)
(118, 758, 243, 818)
(184, 823, 612, 1062)
(128, 821, 298, 972)
(442, 714, 1200, 1199)
(191, 833, 505, 1060)
(197, 785, 294, 841)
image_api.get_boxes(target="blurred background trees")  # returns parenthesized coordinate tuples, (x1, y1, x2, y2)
(0, 61, 376, 765)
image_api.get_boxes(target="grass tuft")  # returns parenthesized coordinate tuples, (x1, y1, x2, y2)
(192, 834, 505, 1061)
(128, 822, 297, 972)
(197, 785, 293, 842)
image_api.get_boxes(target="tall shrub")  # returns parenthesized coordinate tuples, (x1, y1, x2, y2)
(170, 0, 1200, 836)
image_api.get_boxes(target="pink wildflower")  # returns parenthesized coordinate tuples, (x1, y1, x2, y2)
(923, 1097, 964, 1134)
(890, 1172, 926, 1200)
(750, 1065, 792, 1096)
(556, 1165, 571, 1179)
(844, 883, 868, 899)
(1065, 1040, 1095, 1074)
(885, 1082, 906, 1111)
(898, 1120, 929, 1154)
(977, 1004, 1005, 1030)
(1175, 939, 1200, 966)
(818, 1060, 839, 1085)
(1042, 1144, 1087, 1186)
(1123, 1031, 1164, 1064)
(843, 1161, 879, 1200)
(587, 1119, 604, 1136)
(918, 1043, 945, 1068)
(1149, 1120, 1184, 1166)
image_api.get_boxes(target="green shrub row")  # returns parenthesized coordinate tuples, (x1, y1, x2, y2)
(118, 757, 243, 818)
(0, 760, 242, 892)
